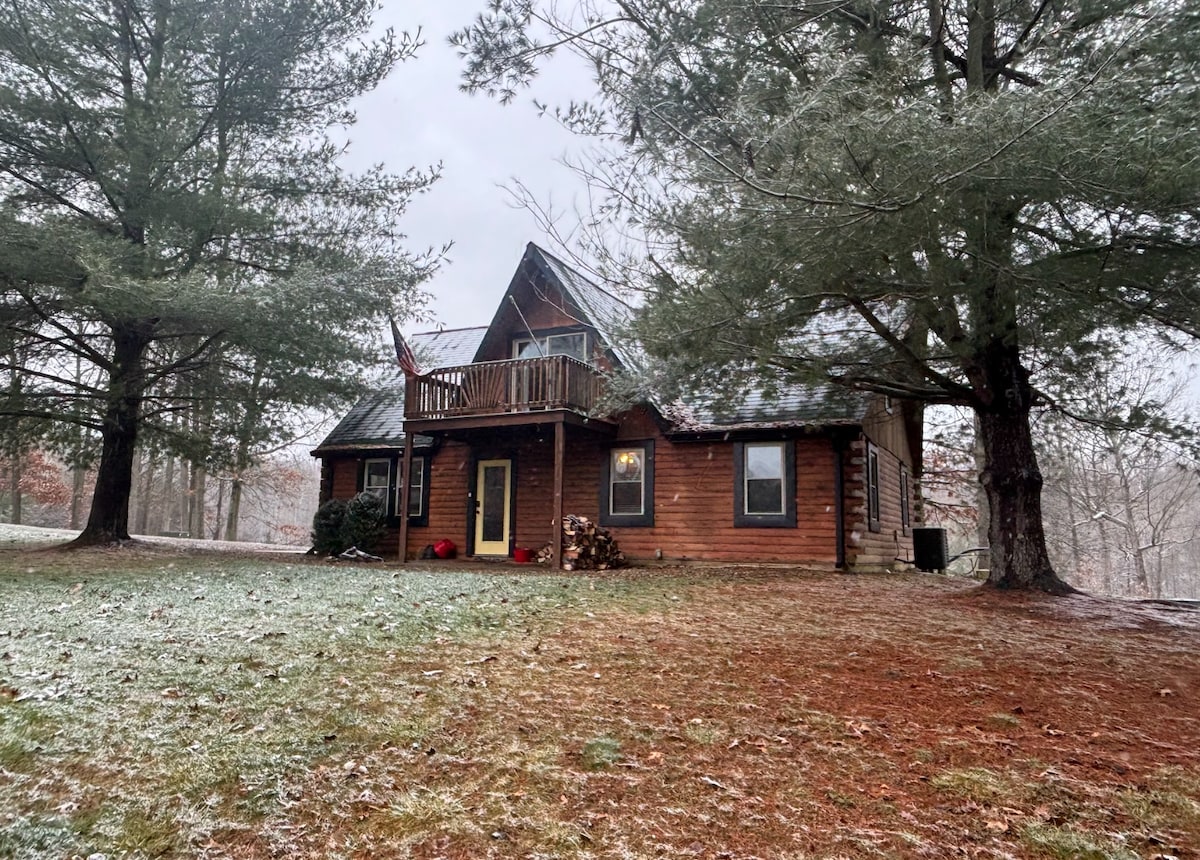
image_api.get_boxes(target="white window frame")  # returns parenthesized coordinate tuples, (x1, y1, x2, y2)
(363, 458, 391, 502)
(511, 332, 587, 361)
(609, 448, 646, 517)
(867, 444, 881, 532)
(402, 456, 426, 519)
(743, 442, 786, 516)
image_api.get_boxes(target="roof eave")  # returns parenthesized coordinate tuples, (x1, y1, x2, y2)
(662, 418, 864, 440)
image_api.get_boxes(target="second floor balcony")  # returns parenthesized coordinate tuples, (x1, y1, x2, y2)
(404, 354, 607, 423)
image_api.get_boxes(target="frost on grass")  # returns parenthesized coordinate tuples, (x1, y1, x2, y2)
(3, 556, 1199, 858)
(0, 555, 642, 857)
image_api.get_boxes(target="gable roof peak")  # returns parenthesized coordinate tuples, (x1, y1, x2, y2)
(469, 240, 637, 368)
(523, 242, 633, 314)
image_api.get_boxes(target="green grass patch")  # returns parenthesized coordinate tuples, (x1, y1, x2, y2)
(1020, 823, 1140, 859)
(930, 766, 1023, 804)
(0, 553, 685, 856)
(1120, 766, 1200, 832)
(579, 735, 623, 769)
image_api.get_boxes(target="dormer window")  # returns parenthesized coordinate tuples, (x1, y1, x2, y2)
(512, 332, 587, 361)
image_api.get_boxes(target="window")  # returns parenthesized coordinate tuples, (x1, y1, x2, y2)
(899, 463, 911, 534)
(363, 459, 391, 500)
(359, 454, 430, 525)
(610, 449, 645, 515)
(512, 332, 587, 362)
(867, 444, 881, 533)
(401, 456, 426, 520)
(734, 441, 796, 528)
(600, 441, 654, 527)
(744, 444, 785, 515)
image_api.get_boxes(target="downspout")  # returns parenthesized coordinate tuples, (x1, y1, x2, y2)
(833, 433, 847, 570)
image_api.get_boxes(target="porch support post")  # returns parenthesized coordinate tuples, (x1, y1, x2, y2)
(398, 439, 414, 564)
(552, 419, 565, 569)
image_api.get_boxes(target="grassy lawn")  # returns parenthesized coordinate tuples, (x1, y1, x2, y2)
(2, 543, 1198, 858)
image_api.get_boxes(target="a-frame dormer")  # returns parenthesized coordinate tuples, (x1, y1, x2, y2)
(404, 243, 631, 427)
(399, 243, 633, 567)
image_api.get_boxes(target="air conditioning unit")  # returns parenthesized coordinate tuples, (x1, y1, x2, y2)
(912, 527, 949, 572)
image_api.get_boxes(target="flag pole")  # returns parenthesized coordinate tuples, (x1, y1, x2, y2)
(390, 315, 417, 564)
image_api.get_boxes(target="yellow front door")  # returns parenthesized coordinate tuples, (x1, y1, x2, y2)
(474, 459, 512, 556)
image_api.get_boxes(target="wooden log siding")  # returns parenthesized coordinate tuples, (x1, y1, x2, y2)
(406, 442, 471, 555)
(843, 437, 915, 568)
(405, 356, 604, 421)
(323, 444, 472, 559)
(324, 427, 914, 567)
(501, 423, 840, 565)
(620, 435, 841, 564)
(328, 456, 364, 502)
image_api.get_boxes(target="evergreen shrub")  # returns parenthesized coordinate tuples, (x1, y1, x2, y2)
(341, 491, 387, 553)
(311, 498, 348, 556)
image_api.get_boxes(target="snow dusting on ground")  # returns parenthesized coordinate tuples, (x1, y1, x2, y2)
(0, 522, 306, 554)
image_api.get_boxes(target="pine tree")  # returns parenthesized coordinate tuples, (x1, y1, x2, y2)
(0, 0, 440, 545)
(451, 0, 1200, 592)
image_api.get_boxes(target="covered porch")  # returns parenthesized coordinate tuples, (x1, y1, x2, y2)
(399, 407, 615, 569)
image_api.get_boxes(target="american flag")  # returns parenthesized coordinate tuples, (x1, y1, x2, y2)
(390, 316, 423, 377)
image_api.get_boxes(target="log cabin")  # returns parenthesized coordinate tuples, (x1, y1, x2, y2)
(312, 243, 923, 569)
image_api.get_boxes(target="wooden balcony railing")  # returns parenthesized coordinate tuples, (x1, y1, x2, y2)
(405, 355, 606, 421)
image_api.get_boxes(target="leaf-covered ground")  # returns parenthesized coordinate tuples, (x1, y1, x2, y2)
(1, 538, 1197, 859)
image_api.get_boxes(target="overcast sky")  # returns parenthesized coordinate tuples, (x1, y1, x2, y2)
(340, 0, 599, 335)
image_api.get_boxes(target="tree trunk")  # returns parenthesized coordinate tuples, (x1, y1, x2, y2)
(972, 413, 990, 576)
(223, 362, 264, 545)
(211, 477, 224, 540)
(975, 347, 1077, 594)
(154, 455, 174, 535)
(69, 322, 152, 546)
(225, 477, 243, 542)
(135, 456, 155, 535)
(70, 465, 87, 530)
(128, 450, 142, 532)
(8, 455, 21, 525)
(1109, 440, 1150, 595)
(189, 460, 207, 539)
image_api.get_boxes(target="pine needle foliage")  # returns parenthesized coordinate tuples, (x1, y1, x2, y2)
(450, 0, 1200, 592)
(0, 0, 441, 545)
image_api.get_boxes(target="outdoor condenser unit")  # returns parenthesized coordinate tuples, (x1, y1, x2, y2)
(911, 527, 950, 572)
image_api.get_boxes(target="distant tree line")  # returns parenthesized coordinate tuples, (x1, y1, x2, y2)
(0, 447, 318, 545)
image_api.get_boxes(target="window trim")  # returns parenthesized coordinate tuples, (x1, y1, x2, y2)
(733, 440, 797, 528)
(867, 443, 881, 533)
(899, 462, 911, 536)
(599, 440, 654, 527)
(511, 330, 589, 361)
(358, 452, 430, 526)
(362, 458, 392, 501)
(401, 455, 429, 526)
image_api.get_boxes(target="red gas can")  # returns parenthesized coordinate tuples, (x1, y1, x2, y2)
(433, 539, 457, 559)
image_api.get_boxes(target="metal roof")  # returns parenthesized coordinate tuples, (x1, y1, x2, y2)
(412, 325, 488, 370)
(666, 385, 871, 432)
(315, 245, 874, 452)
(312, 328, 487, 452)
(529, 244, 638, 368)
(313, 383, 407, 451)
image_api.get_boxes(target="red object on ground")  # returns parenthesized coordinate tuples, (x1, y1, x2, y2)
(513, 547, 533, 563)
(433, 539, 457, 559)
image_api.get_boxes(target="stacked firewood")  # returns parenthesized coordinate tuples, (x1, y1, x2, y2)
(559, 514, 626, 571)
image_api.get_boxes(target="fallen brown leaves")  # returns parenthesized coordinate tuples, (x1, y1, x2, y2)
(268, 571, 1200, 858)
